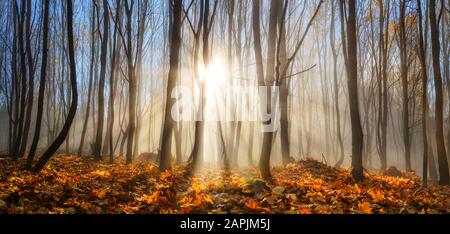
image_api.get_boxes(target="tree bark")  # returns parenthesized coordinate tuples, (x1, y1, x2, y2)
(429, 0, 450, 185)
(417, 0, 429, 186)
(107, 0, 121, 163)
(12, 0, 27, 159)
(125, 0, 136, 165)
(188, 0, 204, 168)
(330, 0, 345, 168)
(160, 0, 183, 171)
(376, 0, 389, 171)
(252, 0, 272, 180)
(78, 4, 96, 156)
(26, 0, 50, 169)
(32, 0, 78, 172)
(18, 0, 34, 157)
(399, 0, 411, 171)
(94, 0, 109, 161)
(340, 0, 364, 181)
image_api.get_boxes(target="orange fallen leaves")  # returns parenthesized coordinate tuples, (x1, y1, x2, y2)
(367, 189, 385, 202)
(92, 188, 108, 199)
(159, 171, 171, 181)
(0, 155, 450, 214)
(299, 207, 313, 214)
(91, 170, 111, 178)
(137, 191, 160, 205)
(204, 194, 214, 205)
(358, 201, 373, 214)
(245, 199, 260, 211)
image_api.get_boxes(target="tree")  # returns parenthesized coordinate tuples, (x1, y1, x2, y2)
(26, 0, 50, 169)
(125, 0, 137, 164)
(376, 0, 390, 171)
(416, 0, 429, 187)
(256, 0, 281, 180)
(32, 0, 78, 172)
(107, 0, 121, 163)
(78, 3, 97, 156)
(184, 0, 205, 167)
(398, 0, 411, 171)
(276, 1, 322, 165)
(94, 0, 110, 161)
(252, 0, 271, 180)
(12, 0, 27, 160)
(340, 0, 364, 181)
(330, 0, 345, 168)
(132, 0, 149, 160)
(160, 0, 183, 172)
(189, 0, 219, 169)
(18, 0, 35, 158)
(277, 0, 291, 165)
(225, 0, 235, 167)
(429, 0, 450, 185)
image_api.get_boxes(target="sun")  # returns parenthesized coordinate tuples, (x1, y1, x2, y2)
(198, 57, 227, 87)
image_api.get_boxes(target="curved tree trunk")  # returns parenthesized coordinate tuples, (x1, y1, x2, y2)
(26, 0, 50, 169)
(32, 0, 78, 172)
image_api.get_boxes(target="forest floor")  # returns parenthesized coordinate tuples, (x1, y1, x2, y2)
(1, 155, 450, 214)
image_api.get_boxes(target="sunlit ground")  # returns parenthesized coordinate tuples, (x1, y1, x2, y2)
(1, 155, 450, 214)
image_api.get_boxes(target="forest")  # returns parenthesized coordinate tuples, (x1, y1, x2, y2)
(0, 0, 450, 214)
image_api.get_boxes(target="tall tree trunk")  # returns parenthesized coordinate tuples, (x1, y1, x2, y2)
(251, 0, 264, 137)
(94, 0, 109, 161)
(399, 0, 411, 171)
(160, 0, 182, 171)
(191, 0, 216, 169)
(429, 0, 450, 185)
(443, 2, 450, 168)
(12, 0, 27, 159)
(125, 1, 136, 165)
(107, 0, 121, 163)
(417, 0, 429, 186)
(32, 0, 78, 172)
(259, 0, 281, 180)
(252, 0, 271, 180)
(225, 0, 235, 167)
(277, 1, 292, 165)
(26, 0, 50, 169)
(341, 0, 364, 181)
(9, 2, 18, 156)
(376, 0, 389, 171)
(18, 0, 34, 157)
(132, 0, 148, 160)
(330, 0, 345, 168)
(423, 1, 437, 180)
(78, 4, 96, 156)
(187, 0, 204, 166)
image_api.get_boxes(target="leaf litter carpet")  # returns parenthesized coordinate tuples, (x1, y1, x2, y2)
(1, 155, 450, 214)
